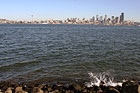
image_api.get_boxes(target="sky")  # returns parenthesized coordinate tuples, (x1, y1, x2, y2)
(0, 0, 140, 22)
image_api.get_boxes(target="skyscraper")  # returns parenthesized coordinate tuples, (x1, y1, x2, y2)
(120, 15, 122, 23)
(115, 17, 119, 24)
(96, 15, 99, 21)
(31, 15, 34, 23)
(92, 16, 95, 22)
(112, 16, 115, 24)
(100, 16, 103, 21)
(121, 12, 124, 22)
(120, 12, 124, 23)
(99, 16, 103, 24)
(104, 15, 107, 22)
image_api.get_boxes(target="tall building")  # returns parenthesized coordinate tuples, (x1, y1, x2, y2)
(31, 15, 34, 23)
(99, 16, 103, 24)
(121, 12, 124, 22)
(112, 16, 114, 21)
(100, 16, 103, 21)
(120, 15, 122, 23)
(112, 16, 115, 24)
(104, 15, 107, 22)
(92, 16, 95, 22)
(96, 15, 99, 21)
(115, 17, 119, 24)
(120, 12, 124, 23)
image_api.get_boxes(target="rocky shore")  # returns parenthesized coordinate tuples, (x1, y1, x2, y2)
(0, 80, 140, 93)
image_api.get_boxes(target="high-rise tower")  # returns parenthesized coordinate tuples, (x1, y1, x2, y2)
(92, 16, 95, 22)
(121, 12, 124, 22)
(96, 15, 99, 21)
(120, 12, 124, 23)
(104, 15, 107, 22)
(32, 15, 34, 23)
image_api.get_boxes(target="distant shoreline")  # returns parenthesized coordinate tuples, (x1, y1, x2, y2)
(0, 23, 139, 27)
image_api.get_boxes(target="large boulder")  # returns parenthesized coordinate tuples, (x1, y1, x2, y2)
(15, 87, 28, 93)
(73, 84, 82, 91)
(122, 80, 138, 93)
(32, 87, 43, 93)
(5, 87, 12, 93)
(138, 85, 140, 93)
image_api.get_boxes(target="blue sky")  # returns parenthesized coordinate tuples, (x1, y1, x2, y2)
(0, 0, 140, 22)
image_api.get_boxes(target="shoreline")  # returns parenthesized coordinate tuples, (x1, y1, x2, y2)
(0, 79, 139, 93)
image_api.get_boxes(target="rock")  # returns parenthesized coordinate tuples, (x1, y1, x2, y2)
(66, 90, 74, 93)
(89, 87, 94, 93)
(15, 87, 27, 93)
(44, 91, 48, 93)
(65, 90, 71, 93)
(83, 89, 88, 93)
(122, 81, 138, 93)
(47, 87, 52, 92)
(50, 89, 60, 93)
(52, 85, 63, 92)
(73, 84, 82, 91)
(37, 88, 43, 93)
(5, 87, 12, 93)
(32, 87, 43, 93)
(138, 85, 140, 93)
(97, 87, 103, 93)
(0, 89, 2, 93)
(108, 88, 120, 93)
(54, 89, 59, 92)
(15, 87, 23, 93)
(37, 85, 44, 89)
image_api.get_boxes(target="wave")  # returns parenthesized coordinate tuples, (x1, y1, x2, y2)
(85, 72, 122, 87)
(0, 60, 40, 70)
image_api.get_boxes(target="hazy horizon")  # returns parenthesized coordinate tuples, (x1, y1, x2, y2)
(0, 0, 140, 22)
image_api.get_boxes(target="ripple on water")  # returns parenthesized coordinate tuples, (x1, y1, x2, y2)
(0, 24, 140, 82)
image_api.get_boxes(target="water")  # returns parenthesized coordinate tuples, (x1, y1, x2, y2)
(0, 24, 140, 84)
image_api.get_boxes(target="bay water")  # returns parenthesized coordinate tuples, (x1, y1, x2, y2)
(0, 24, 140, 84)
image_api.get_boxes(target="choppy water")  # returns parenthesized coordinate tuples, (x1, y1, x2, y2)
(0, 24, 140, 83)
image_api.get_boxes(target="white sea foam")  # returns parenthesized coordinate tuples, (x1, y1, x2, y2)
(86, 72, 122, 87)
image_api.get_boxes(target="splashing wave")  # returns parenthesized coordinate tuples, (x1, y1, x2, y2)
(86, 72, 122, 87)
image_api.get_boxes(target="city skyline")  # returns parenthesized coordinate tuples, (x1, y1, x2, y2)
(0, 0, 140, 22)
(1, 12, 138, 26)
